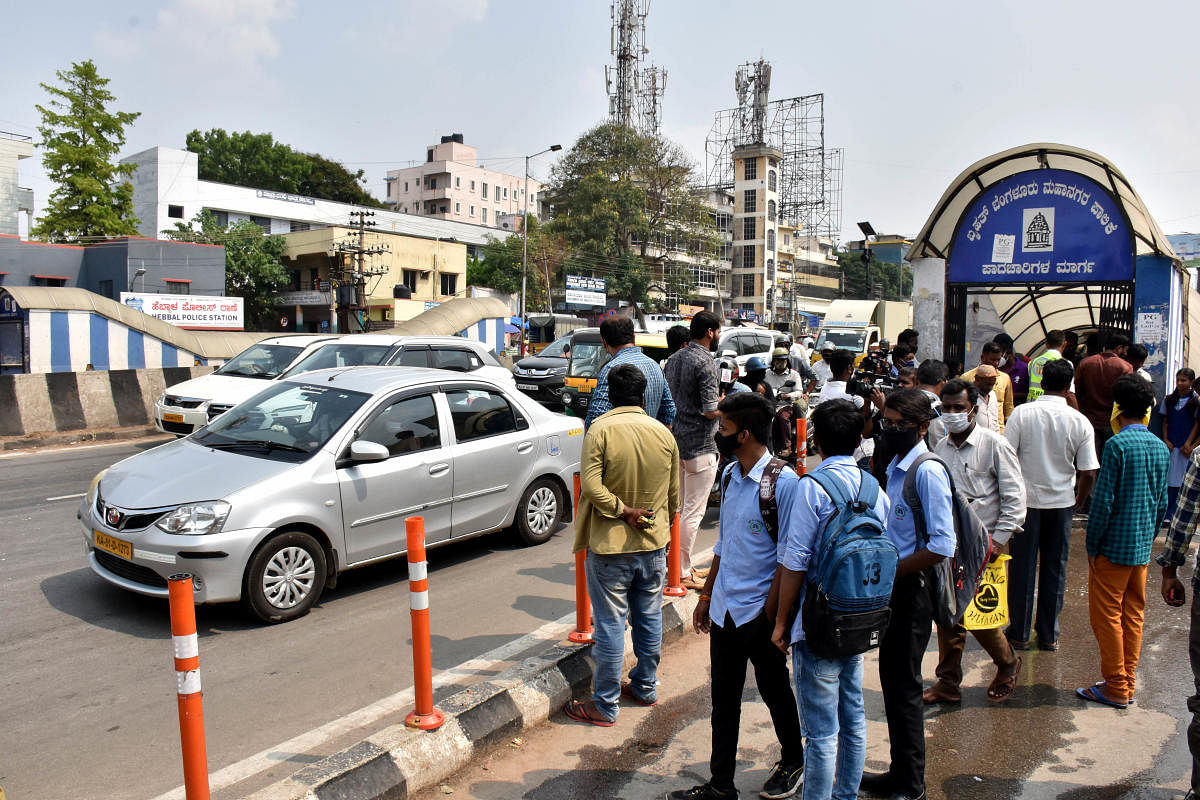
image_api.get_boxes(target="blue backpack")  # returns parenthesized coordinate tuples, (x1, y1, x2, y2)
(800, 468, 899, 659)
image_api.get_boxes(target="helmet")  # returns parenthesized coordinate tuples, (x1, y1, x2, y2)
(718, 356, 739, 381)
(745, 356, 767, 372)
(879, 338, 891, 350)
(771, 347, 790, 360)
(777, 334, 793, 347)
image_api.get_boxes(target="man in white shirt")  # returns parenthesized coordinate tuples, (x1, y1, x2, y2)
(926, 379, 1026, 704)
(972, 364, 1003, 433)
(1003, 358, 1100, 651)
(765, 347, 815, 400)
(816, 349, 858, 407)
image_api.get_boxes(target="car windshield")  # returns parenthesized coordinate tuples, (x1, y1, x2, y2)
(192, 382, 370, 461)
(541, 336, 571, 359)
(215, 344, 304, 379)
(567, 341, 609, 378)
(816, 328, 867, 352)
(281, 343, 392, 377)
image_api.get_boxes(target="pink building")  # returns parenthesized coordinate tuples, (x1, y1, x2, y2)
(386, 134, 546, 230)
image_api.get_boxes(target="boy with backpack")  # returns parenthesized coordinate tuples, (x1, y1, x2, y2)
(668, 392, 805, 800)
(771, 399, 896, 800)
(859, 389, 957, 800)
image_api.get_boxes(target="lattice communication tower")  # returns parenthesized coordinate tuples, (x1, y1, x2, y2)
(605, 0, 667, 136)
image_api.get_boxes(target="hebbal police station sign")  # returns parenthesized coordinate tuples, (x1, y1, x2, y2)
(948, 168, 1134, 283)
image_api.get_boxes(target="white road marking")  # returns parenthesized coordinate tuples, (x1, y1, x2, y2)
(44, 493, 85, 501)
(151, 545, 716, 800)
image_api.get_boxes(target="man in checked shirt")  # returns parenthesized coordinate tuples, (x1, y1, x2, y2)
(1159, 410, 1200, 800)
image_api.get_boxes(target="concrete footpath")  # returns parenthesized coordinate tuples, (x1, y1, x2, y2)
(410, 529, 1196, 800)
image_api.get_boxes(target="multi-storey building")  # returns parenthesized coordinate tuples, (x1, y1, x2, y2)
(386, 134, 545, 229)
(0, 131, 34, 237)
(776, 225, 841, 325)
(729, 143, 784, 324)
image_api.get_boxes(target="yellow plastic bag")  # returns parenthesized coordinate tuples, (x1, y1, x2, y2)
(963, 554, 1010, 630)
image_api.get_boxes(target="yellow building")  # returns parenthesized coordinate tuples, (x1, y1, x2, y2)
(277, 227, 468, 332)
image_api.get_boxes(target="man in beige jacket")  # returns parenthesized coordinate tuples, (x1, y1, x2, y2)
(566, 364, 681, 726)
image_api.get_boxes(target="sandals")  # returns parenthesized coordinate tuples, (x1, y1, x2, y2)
(564, 699, 615, 726)
(1092, 680, 1135, 705)
(1076, 684, 1127, 709)
(621, 681, 657, 706)
(922, 685, 961, 705)
(987, 656, 1022, 702)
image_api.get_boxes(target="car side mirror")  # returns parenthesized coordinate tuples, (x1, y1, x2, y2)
(349, 440, 390, 463)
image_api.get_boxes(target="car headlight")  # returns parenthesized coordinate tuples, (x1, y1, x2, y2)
(549, 366, 567, 375)
(86, 469, 108, 507)
(156, 501, 232, 535)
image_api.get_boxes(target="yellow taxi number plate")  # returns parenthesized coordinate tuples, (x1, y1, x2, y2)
(94, 530, 133, 560)
(162, 413, 184, 423)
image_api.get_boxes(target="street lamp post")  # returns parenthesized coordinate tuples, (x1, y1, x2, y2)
(521, 143, 561, 357)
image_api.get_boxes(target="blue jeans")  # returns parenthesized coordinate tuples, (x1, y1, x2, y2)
(1008, 506, 1072, 644)
(585, 548, 666, 721)
(794, 643, 866, 800)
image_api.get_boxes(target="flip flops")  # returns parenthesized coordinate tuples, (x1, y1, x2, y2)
(1093, 680, 1135, 704)
(987, 656, 1021, 702)
(564, 699, 616, 726)
(1076, 684, 1127, 709)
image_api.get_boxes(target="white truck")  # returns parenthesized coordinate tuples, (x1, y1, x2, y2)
(812, 299, 912, 363)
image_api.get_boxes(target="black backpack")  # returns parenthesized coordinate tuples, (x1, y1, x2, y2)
(720, 457, 788, 542)
(901, 453, 993, 628)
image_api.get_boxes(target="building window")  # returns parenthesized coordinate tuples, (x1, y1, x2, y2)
(428, 176, 438, 190)
(743, 189, 757, 213)
(482, 208, 488, 223)
(743, 217, 756, 240)
(742, 245, 755, 269)
(427, 149, 434, 162)
(767, 259, 775, 280)
(744, 158, 757, 180)
(470, 205, 475, 217)
(455, 202, 461, 213)
(767, 229, 776, 251)
(503, 187, 508, 199)
(98, 279, 113, 298)
(168, 204, 184, 219)
(471, 180, 476, 191)
(440, 273, 457, 296)
(208, 210, 229, 228)
(482, 182, 488, 199)
(768, 200, 777, 223)
(455, 176, 461, 188)
(439, 205, 447, 213)
(691, 265, 716, 289)
(250, 215, 271, 233)
(768, 170, 777, 191)
(741, 273, 755, 297)
(495, 208, 500, 222)
(404, 181, 409, 192)
(402, 269, 419, 292)
(31, 275, 68, 287)
(165, 279, 190, 295)
(290, 220, 310, 232)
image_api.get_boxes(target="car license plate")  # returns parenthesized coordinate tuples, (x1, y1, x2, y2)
(517, 383, 538, 391)
(163, 413, 184, 423)
(94, 530, 133, 560)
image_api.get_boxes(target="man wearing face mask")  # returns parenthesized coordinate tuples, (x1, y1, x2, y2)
(924, 379, 1026, 705)
(670, 392, 805, 800)
(765, 346, 815, 401)
(859, 389, 955, 800)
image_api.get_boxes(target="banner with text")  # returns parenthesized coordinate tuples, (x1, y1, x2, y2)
(120, 293, 244, 330)
(565, 274, 607, 307)
(948, 168, 1134, 283)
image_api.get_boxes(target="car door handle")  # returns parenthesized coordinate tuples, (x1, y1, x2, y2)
(428, 463, 450, 477)
(516, 441, 534, 454)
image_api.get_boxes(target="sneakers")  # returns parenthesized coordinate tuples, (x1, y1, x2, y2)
(759, 761, 803, 799)
(666, 783, 739, 800)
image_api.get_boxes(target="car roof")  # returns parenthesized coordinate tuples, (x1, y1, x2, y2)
(280, 365, 502, 394)
(258, 334, 342, 346)
(306, 334, 486, 348)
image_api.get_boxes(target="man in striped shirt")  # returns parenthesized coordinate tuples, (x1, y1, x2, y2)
(584, 315, 676, 429)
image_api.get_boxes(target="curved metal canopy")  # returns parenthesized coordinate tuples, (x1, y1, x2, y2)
(907, 142, 1178, 263)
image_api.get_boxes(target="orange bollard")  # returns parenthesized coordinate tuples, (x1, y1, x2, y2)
(795, 416, 808, 476)
(569, 473, 594, 644)
(664, 512, 687, 597)
(167, 573, 210, 800)
(404, 517, 445, 731)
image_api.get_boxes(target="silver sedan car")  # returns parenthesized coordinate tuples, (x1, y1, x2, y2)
(80, 367, 584, 623)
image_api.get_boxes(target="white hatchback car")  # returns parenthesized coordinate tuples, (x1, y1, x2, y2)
(85, 366, 583, 623)
(156, 335, 512, 436)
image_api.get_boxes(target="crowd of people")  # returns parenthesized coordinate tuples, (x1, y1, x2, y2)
(565, 311, 1196, 800)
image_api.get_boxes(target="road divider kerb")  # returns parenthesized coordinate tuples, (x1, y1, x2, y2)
(244, 571, 704, 800)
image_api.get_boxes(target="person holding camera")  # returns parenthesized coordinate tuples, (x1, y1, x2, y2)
(816, 350, 860, 407)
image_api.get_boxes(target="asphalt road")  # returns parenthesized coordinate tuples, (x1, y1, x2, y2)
(0, 437, 719, 800)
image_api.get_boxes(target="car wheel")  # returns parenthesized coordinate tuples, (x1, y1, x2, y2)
(242, 531, 327, 623)
(515, 478, 563, 546)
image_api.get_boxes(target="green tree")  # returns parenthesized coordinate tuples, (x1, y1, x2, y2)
(544, 123, 715, 318)
(32, 60, 141, 242)
(835, 251, 912, 301)
(185, 129, 386, 208)
(467, 217, 563, 312)
(165, 211, 290, 330)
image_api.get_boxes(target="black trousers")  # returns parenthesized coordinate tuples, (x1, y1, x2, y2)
(1189, 578, 1200, 791)
(709, 610, 804, 791)
(878, 570, 933, 797)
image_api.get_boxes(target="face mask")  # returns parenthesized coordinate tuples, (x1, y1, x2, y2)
(772, 362, 787, 374)
(943, 411, 971, 434)
(882, 427, 920, 456)
(999, 356, 1010, 368)
(715, 430, 742, 459)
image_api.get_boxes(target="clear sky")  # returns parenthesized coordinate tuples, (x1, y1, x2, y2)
(6, 0, 1200, 242)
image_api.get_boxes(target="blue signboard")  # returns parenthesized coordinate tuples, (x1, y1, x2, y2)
(948, 168, 1133, 283)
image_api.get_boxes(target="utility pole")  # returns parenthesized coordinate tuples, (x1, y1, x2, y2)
(333, 211, 389, 333)
(521, 144, 561, 356)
